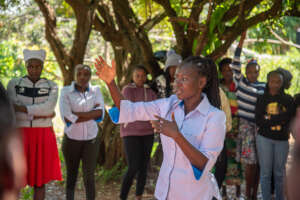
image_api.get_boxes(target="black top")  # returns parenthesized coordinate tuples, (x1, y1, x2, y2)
(255, 92, 296, 141)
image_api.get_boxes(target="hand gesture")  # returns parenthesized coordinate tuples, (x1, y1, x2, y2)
(94, 56, 116, 84)
(150, 113, 180, 139)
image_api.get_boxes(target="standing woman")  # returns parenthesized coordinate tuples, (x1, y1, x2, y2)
(119, 65, 157, 200)
(231, 32, 265, 200)
(95, 56, 226, 200)
(218, 58, 242, 198)
(154, 50, 182, 165)
(255, 71, 295, 200)
(59, 64, 105, 200)
(7, 49, 62, 200)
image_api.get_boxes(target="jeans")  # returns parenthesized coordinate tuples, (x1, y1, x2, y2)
(256, 134, 289, 200)
(62, 135, 100, 200)
(120, 135, 154, 200)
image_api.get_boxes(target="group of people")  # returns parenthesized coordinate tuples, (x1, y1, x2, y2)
(0, 32, 299, 200)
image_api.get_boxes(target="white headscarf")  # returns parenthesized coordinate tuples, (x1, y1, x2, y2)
(23, 49, 46, 63)
(164, 50, 182, 72)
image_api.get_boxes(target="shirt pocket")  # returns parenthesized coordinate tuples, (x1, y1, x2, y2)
(181, 121, 206, 149)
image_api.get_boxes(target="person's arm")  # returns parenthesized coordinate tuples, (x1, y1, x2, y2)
(231, 31, 247, 82)
(6, 79, 28, 113)
(72, 110, 102, 121)
(26, 81, 58, 116)
(152, 111, 226, 173)
(255, 95, 269, 128)
(220, 87, 232, 132)
(72, 87, 105, 122)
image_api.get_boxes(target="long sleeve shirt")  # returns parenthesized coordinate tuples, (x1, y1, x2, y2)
(220, 87, 232, 132)
(120, 83, 157, 137)
(59, 82, 105, 140)
(7, 76, 58, 127)
(255, 93, 295, 141)
(231, 48, 265, 123)
(111, 93, 226, 200)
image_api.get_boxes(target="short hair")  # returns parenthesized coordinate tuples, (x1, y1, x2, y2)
(265, 70, 284, 94)
(133, 65, 149, 75)
(218, 58, 232, 72)
(246, 59, 260, 71)
(74, 64, 91, 77)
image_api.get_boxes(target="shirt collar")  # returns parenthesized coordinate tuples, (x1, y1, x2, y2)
(178, 93, 210, 116)
(71, 81, 90, 92)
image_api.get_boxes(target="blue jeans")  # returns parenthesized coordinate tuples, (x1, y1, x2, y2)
(256, 134, 289, 200)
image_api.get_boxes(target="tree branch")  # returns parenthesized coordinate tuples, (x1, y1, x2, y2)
(269, 28, 300, 49)
(222, 0, 263, 22)
(209, 0, 283, 60)
(93, 3, 123, 45)
(153, 0, 188, 55)
(195, 0, 213, 55)
(141, 12, 167, 32)
(244, 38, 300, 49)
(66, 0, 100, 65)
(189, 0, 207, 21)
(34, 0, 69, 75)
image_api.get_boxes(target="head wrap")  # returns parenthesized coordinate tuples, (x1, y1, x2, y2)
(23, 49, 46, 62)
(164, 50, 182, 72)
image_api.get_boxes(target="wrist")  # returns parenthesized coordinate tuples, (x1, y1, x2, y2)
(173, 130, 182, 142)
(106, 80, 115, 86)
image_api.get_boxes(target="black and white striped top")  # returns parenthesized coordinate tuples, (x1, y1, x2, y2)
(231, 48, 265, 123)
(7, 76, 58, 127)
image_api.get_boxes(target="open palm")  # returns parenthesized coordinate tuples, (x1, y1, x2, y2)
(94, 56, 116, 84)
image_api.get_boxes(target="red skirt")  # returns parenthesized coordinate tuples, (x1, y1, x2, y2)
(21, 127, 62, 187)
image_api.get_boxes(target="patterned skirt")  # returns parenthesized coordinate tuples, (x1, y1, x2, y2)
(238, 118, 258, 165)
(225, 116, 242, 185)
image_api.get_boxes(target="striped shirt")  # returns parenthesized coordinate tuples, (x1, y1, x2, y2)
(231, 48, 265, 122)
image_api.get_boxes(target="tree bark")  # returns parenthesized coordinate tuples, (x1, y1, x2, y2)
(35, 0, 99, 85)
(92, 0, 165, 168)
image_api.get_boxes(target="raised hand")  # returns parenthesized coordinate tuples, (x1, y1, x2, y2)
(94, 56, 116, 84)
(151, 113, 180, 139)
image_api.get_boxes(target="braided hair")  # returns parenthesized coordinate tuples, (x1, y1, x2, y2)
(181, 56, 221, 109)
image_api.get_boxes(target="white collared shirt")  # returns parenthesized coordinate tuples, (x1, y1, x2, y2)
(118, 94, 226, 200)
(59, 82, 105, 141)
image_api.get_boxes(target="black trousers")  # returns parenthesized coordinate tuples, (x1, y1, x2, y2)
(62, 135, 100, 200)
(120, 134, 154, 200)
(214, 144, 228, 188)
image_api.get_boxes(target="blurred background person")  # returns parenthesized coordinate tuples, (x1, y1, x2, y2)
(0, 81, 26, 200)
(155, 50, 182, 98)
(217, 57, 242, 198)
